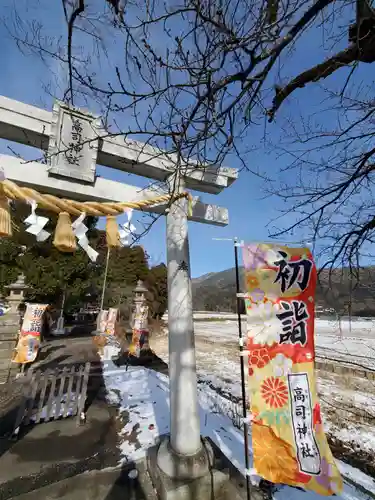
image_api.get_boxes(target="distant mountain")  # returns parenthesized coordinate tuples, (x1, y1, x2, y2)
(192, 272, 217, 285)
(192, 267, 241, 313)
(192, 266, 375, 316)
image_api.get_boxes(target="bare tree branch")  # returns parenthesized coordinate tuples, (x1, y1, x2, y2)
(6, 0, 375, 277)
(65, 0, 85, 105)
(268, 45, 359, 121)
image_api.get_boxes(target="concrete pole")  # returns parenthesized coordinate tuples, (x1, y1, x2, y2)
(165, 173, 201, 457)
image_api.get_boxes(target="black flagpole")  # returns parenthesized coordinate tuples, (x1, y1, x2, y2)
(234, 237, 251, 500)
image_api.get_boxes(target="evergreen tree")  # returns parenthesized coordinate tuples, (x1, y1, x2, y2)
(146, 263, 168, 318)
(0, 203, 168, 317)
(0, 239, 23, 296)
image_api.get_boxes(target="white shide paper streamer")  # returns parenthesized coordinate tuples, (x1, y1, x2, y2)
(24, 200, 50, 242)
(119, 209, 136, 246)
(72, 212, 99, 262)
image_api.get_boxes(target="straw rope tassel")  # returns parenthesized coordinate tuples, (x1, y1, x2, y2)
(187, 193, 193, 217)
(53, 212, 77, 252)
(0, 181, 12, 238)
(106, 216, 121, 248)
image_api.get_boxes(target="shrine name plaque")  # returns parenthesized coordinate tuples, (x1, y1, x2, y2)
(48, 101, 100, 183)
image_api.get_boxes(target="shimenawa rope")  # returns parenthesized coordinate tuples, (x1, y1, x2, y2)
(0, 178, 193, 252)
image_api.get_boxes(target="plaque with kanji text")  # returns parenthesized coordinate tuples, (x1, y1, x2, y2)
(47, 101, 100, 183)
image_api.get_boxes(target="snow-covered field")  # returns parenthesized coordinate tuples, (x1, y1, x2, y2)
(191, 318, 375, 370)
(101, 364, 375, 500)
(153, 318, 375, 495)
(95, 317, 375, 500)
(192, 312, 375, 337)
(190, 320, 375, 454)
(153, 322, 375, 434)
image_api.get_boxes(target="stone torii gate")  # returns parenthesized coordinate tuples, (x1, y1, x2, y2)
(0, 95, 237, 489)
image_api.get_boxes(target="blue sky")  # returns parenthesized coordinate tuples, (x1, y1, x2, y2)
(0, 0, 369, 277)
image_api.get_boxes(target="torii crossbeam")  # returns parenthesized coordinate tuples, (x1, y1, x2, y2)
(0, 94, 237, 482)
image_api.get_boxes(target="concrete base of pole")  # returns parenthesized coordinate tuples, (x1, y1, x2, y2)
(148, 435, 226, 500)
(156, 436, 213, 480)
(147, 435, 269, 500)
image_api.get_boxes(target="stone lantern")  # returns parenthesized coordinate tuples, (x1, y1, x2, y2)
(128, 280, 151, 356)
(134, 279, 148, 304)
(131, 280, 148, 330)
(0, 275, 29, 381)
(5, 274, 29, 315)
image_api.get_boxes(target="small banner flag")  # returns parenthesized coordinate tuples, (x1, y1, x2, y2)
(13, 303, 48, 364)
(92, 309, 110, 356)
(98, 310, 109, 334)
(129, 303, 150, 357)
(242, 243, 342, 495)
(105, 308, 118, 335)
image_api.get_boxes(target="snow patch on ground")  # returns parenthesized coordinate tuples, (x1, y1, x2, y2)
(338, 461, 375, 495)
(102, 365, 374, 500)
(103, 366, 248, 472)
(194, 320, 375, 369)
(153, 327, 375, 462)
(198, 356, 243, 399)
(273, 484, 373, 500)
(333, 425, 375, 457)
(99, 342, 121, 361)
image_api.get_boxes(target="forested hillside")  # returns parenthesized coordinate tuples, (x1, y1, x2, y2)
(192, 266, 375, 316)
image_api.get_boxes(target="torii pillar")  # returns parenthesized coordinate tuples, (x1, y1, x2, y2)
(156, 173, 205, 478)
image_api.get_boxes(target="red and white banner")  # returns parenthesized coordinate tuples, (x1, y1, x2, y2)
(129, 303, 149, 357)
(243, 244, 342, 496)
(105, 308, 118, 335)
(13, 303, 48, 364)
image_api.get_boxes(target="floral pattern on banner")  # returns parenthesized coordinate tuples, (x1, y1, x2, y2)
(243, 244, 342, 496)
(261, 377, 289, 409)
(252, 422, 300, 486)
